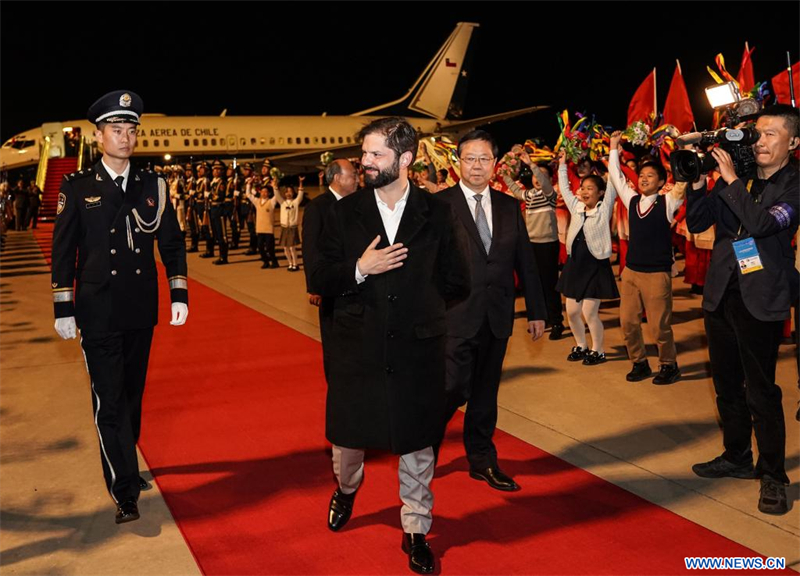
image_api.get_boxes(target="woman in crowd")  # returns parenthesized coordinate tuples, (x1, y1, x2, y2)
(245, 178, 280, 269)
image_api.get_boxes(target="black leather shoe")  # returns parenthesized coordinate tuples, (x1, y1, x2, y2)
(566, 346, 587, 362)
(187, 247, 199, 253)
(548, 323, 565, 341)
(582, 350, 607, 365)
(469, 466, 520, 491)
(138, 476, 152, 491)
(758, 476, 788, 515)
(692, 455, 755, 479)
(327, 488, 356, 532)
(199, 252, 214, 259)
(244, 249, 258, 256)
(212, 258, 228, 265)
(115, 499, 140, 524)
(402, 533, 434, 574)
(626, 361, 652, 382)
(652, 363, 681, 385)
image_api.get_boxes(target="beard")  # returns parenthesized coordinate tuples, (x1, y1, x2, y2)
(364, 156, 400, 188)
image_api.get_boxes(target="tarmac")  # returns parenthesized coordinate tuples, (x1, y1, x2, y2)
(1, 189, 798, 574)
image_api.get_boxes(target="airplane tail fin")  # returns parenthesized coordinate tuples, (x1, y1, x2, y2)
(352, 22, 479, 120)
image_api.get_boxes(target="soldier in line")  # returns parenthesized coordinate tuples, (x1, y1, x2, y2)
(184, 163, 199, 251)
(236, 162, 255, 251)
(195, 161, 210, 251)
(225, 163, 239, 250)
(203, 160, 228, 264)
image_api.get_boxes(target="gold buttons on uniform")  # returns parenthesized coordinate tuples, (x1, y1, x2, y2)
(111, 270, 117, 275)
(135, 248, 140, 254)
(110, 249, 116, 254)
(110, 228, 116, 233)
(134, 228, 140, 233)
(136, 269, 141, 275)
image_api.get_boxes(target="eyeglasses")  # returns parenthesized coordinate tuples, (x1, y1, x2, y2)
(460, 156, 495, 166)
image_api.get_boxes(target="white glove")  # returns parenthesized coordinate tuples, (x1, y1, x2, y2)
(204, 191, 210, 198)
(55, 316, 77, 339)
(170, 302, 188, 326)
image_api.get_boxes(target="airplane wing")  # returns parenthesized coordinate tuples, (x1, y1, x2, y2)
(439, 105, 551, 135)
(265, 142, 363, 174)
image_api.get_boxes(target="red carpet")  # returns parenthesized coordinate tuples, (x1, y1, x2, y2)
(33, 224, 786, 575)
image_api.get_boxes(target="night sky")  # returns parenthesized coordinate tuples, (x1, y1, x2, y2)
(2, 2, 799, 153)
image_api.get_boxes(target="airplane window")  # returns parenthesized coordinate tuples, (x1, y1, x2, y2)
(143, 140, 149, 148)
(313, 137, 319, 144)
(304, 137, 310, 144)
(240, 138, 246, 146)
(193, 138, 199, 146)
(184, 139, 190, 146)
(164, 139, 170, 147)
(338, 137, 343, 144)
(330, 136, 335, 144)
(278, 137, 285, 145)
(211, 138, 217, 146)
(346, 136, 352, 143)
(220, 140, 225, 148)
(202, 138, 208, 146)
(251, 138, 256, 145)
(269, 138, 275, 145)
(322, 137, 327, 144)
(154, 139, 160, 147)
(296, 136, 301, 144)
(260, 138, 265, 145)
(288, 138, 293, 144)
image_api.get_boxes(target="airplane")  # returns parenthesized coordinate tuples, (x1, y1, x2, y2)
(0, 22, 548, 174)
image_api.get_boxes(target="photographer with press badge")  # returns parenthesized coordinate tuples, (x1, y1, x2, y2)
(684, 103, 799, 516)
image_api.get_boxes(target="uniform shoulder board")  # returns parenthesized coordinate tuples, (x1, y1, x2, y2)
(65, 169, 94, 182)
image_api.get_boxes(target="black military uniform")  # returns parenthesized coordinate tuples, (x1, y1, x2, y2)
(195, 162, 210, 250)
(204, 160, 228, 264)
(51, 90, 188, 523)
(185, 163, 199, 252)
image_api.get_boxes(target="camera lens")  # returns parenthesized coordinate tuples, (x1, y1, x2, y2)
(670, 150, 717, 182)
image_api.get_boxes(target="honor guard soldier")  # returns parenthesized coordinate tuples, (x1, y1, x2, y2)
(51, 90, 189, 524)
(203, 160, 228, 264)
(225, 163, 239, 250)
(195, 161, 210, 251)
(184, 163, 199, 251)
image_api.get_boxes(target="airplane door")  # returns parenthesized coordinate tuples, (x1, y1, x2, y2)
(226, 134, 238, 154)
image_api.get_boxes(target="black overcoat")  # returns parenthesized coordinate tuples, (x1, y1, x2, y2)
(311, 185, 470, 454)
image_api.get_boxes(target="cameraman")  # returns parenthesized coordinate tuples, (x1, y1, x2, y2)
(686, 104, 799, 516)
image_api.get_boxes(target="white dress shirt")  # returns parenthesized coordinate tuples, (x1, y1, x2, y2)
(459, 180, 493, 234)
(356, 183, 410, 282)
(101, 159, 131, 192)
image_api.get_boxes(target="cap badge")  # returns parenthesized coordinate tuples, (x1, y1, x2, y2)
(120, 93, 132, 108)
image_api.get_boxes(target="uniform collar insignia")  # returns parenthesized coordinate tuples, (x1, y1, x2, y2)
(134, 174, 141, 181)
(96, 173, 103, 181)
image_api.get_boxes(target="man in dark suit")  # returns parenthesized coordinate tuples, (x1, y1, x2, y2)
(51, 90, 188, 524)
(687, 104, 799, 516)
(437, 129, 546, 492)
(303, 159, 358, 380)
(311, 117, 469, 574)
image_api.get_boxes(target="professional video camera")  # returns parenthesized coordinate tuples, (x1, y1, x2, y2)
(670, 82, 761, 182)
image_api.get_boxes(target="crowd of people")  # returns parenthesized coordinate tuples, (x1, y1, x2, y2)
(22, 86, 800, 575)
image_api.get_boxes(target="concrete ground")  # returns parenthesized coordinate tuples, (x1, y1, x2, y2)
(1, 193, 798, 574)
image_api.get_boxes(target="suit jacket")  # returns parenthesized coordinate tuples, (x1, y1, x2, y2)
(52, 160, 188, 331)
(311, 185, 470, 454)
(686, 164, 799, 322)
(302, 189, 337, 294)
(438, 184, 546, 339)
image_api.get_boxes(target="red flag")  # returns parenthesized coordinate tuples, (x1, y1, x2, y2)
(736, 44, 755, 94)
(663, 62, 694, 133)
(627, 69, 656, 125)
(772, 62, 799, 105)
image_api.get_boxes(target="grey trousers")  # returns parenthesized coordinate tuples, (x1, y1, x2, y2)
(332, 444, 435, 534)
